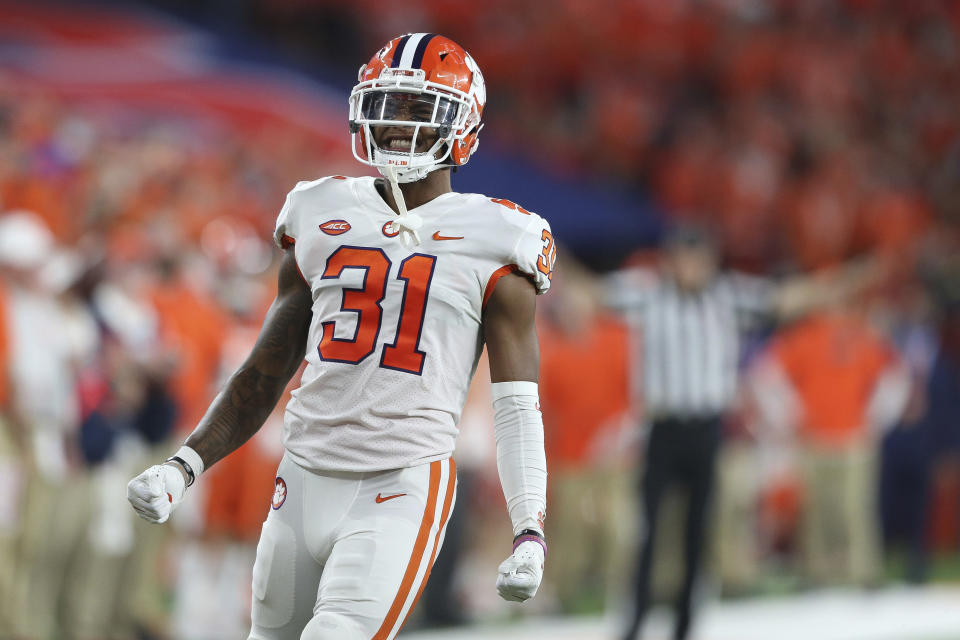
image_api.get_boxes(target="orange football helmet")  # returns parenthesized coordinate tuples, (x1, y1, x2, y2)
(349, 33, 486, 182)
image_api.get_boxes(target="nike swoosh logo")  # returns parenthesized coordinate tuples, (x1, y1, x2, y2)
(432, 231, 464, 241)
(375, 492, 407, 504)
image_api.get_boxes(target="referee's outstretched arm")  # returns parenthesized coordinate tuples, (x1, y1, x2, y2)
(773, 255, 888, 319)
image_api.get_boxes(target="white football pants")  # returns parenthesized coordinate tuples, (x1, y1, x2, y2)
(248, 454, 456, 640)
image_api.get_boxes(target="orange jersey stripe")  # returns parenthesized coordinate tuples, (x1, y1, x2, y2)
(372, 460, 442, 640)
(398, 459, 457, 633)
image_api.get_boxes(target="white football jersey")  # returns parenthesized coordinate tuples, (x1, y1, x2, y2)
(273, 176, 554, 472)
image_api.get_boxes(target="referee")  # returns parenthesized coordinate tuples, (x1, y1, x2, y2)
(610, 225, 872, 640)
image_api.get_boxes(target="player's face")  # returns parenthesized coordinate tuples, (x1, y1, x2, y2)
(367, 92, 453, 154)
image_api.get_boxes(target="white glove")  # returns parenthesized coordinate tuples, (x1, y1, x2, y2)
(496, 539, 545, 602)
(126, 464, 186, 524)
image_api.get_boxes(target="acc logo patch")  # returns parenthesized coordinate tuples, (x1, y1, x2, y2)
(271, 477, 287, 510)
(319, 220, 351, 235)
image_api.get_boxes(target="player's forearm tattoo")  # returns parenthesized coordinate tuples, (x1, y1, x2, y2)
(185, 252, 312, 469)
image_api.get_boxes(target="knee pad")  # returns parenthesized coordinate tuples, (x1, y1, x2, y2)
(300, 612, 367, 640)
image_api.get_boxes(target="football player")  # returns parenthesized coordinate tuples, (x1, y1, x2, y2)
(127, 33, 555, 640)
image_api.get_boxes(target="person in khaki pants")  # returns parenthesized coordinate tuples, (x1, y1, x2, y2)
(799, 438, 880, 584)
(0, 416, 25, 636)
(761, 307, 909, 585)
(0, 280, 20, 636)
(538, 265, 634, 613)
(0, 212, 98, 639)
(712, 431, 761, 595)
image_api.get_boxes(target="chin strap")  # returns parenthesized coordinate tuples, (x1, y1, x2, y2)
(383, 165, 422, 249)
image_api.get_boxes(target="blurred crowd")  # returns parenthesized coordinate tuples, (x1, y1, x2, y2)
(0, 94, 336, 638)
(254, 0, 959, 271)
(1, 0, 960, 639)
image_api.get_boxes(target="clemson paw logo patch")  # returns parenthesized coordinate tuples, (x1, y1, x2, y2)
(382, 221, 400, 238)
(271, 477, 287, 510)
(320, 220, 351, 235)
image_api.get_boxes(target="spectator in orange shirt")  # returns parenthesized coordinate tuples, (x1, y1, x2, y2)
(759, 305, 909, 585)
(202, 270, 284, 543)
(173, 271, 288, 640)
(538, 260, 633, 613)
(149, 253, 230, 435)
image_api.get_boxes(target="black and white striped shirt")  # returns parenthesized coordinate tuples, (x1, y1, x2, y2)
(608, 268, 773, 418)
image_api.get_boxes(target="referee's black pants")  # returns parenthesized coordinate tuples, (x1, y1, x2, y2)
(623, 415, 722, 640)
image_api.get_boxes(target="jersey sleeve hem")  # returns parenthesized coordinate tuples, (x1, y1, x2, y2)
(482, 264, 539, 309)
(483, 265, 519, 309)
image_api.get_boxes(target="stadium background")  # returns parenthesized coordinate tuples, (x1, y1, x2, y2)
(1, 1, 960, 638)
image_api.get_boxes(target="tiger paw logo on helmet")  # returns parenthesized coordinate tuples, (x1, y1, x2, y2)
(348, 33, 486, 184)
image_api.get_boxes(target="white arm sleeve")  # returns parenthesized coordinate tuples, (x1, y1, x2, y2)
(492, 381, 547, 537)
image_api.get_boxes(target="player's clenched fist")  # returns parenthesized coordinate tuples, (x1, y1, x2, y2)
(496, 539, 545, 602)
(126, 464, 185, 524)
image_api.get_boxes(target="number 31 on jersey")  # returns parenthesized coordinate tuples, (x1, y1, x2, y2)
(318, 246, 435, 376)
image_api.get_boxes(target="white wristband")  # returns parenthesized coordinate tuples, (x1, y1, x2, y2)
(173, 445, 205, 479)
